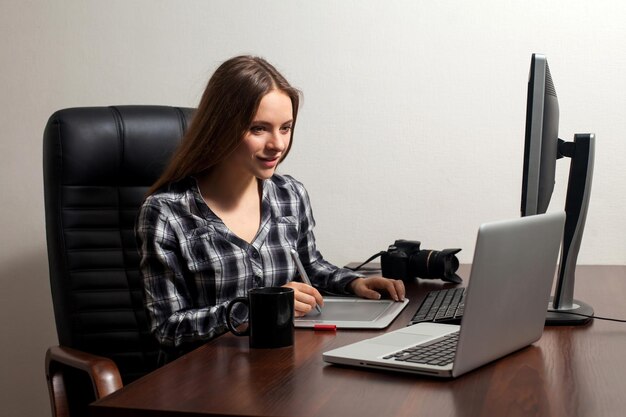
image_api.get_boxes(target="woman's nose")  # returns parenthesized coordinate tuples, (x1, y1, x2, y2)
(267, 130, 287, 151)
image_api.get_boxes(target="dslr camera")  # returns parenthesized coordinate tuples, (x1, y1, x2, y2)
(380, 240, 462, 283)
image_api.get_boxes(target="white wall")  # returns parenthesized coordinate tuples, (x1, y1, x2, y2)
(2, 1, 625, 415)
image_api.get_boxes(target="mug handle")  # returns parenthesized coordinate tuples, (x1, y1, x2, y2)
(225, 297, 250, 336)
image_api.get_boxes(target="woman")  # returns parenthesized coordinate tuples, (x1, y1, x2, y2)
(136, 55, 404, 358)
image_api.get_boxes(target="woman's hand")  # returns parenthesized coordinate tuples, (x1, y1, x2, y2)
(349, 277, 406, 302)
(282, 281, 324, 317)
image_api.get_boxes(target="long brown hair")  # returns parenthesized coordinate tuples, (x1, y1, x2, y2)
(148, 55, 301, 195)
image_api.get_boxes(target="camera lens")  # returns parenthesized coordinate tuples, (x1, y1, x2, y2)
(412, 250, 439, 279)
(411, 248, 462, 283)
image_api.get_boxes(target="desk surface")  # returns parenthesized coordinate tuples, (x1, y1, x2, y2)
(91, 265, 626, 417)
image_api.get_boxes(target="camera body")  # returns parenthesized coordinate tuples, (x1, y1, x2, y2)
(380, 240, 422, 281)
(380, 239, 462, 284)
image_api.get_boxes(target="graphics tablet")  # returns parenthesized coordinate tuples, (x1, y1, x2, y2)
(294, 297, 409, 329)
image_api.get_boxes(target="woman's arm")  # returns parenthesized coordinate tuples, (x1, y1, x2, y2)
(136, 202, 235, 347)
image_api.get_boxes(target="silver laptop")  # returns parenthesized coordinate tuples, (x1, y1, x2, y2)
(323, 212, 565, 378)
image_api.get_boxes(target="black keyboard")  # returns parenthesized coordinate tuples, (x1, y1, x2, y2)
(383, 331, 459, 366)
(409, 287, 466, 325)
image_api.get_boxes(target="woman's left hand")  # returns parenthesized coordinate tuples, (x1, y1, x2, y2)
(349, 277, 405, 301)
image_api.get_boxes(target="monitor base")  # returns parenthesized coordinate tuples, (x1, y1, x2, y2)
(546, 297, 594, 326)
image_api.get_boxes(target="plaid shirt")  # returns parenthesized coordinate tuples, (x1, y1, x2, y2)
(136, 174, 363, 347)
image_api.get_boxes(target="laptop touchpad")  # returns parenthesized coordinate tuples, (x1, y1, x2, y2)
(370, 333, 432, 348)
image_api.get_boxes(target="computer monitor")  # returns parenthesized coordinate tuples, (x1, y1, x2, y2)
(521, 53, 595, 325)
(521, 54, 559, 217)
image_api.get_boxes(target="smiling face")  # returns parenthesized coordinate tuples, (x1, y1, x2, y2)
(227, 89, 294, 181)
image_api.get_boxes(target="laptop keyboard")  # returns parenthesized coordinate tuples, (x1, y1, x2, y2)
(409, 287, 466, 325)
(383, 331, 459, 366)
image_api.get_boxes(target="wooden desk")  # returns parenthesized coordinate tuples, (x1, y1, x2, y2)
(91, 266, 626, 417)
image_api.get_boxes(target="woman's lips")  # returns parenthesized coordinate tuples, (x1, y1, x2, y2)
(258, 156, 280, 168)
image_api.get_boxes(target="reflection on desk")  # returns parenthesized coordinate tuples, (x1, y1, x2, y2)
(91, 266, 626, 417)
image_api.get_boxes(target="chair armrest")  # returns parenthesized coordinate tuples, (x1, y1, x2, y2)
(46, 346, 122, 399)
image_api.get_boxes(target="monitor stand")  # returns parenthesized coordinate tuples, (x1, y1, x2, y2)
(547, 134, 595, 325)
(547, 298, 594, 325)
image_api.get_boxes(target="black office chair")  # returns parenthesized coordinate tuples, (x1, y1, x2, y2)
(43, 105, 194, 417)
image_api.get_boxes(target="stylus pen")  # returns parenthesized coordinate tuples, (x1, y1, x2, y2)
(290, 248, 323, 313)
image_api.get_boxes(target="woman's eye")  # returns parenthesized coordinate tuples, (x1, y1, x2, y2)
(280, 126, 292, 133)
(250, 126, 265, 134)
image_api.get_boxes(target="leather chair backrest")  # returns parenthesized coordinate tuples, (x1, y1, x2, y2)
(43, 105, 194, 383)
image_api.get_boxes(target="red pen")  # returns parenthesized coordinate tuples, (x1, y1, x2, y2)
(314, 324, 337, 331)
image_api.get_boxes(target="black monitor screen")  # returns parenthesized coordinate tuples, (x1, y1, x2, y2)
(521, 53, 559, 216)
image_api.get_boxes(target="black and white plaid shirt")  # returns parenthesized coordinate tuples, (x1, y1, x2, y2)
(136, 174, 363, 347)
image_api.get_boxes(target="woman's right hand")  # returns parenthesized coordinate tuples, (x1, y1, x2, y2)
(282, 282, 324, 317)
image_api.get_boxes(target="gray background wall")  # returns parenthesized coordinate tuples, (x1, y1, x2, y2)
(2, 1, 625, 416)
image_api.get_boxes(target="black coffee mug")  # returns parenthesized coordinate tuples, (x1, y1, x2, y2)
(225, 287, 295, 348)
